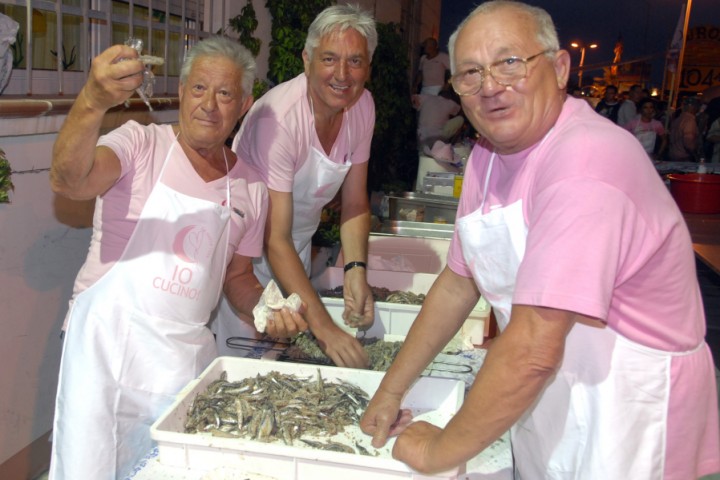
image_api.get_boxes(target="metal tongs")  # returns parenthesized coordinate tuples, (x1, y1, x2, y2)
(226, 335, 291, 356)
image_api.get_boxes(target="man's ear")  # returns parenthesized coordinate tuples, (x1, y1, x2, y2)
(553, 50, 571, 91)
(302, 50, 310, 76)
(238, 95, 253, 120)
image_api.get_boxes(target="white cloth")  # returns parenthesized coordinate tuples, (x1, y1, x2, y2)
(456, 148, 678, 479)
(0, 13, 19, 94)
(251, 280, 303, 332)
(49, 142, 229, 479)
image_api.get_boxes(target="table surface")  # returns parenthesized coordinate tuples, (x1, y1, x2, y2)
(684, 213, 720, 275)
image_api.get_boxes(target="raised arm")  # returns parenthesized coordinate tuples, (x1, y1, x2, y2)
(51, 45, 145, 200)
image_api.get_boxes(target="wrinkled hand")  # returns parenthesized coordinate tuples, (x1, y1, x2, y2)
(392, 421, 445, 474)
(82, 44, 145, 112)
(265, 303, 308, 339)
(313, 322, 369, 369)
(360, 389, 413, 448)
(342, 270, 374, 330)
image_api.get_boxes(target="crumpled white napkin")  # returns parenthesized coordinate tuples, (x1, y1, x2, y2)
(252, 280, 303, 333)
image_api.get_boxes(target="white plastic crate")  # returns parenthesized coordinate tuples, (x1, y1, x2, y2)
(151, 357, 465, 480)
(336, 235, 452, 274)
(314, 267, 491, 343)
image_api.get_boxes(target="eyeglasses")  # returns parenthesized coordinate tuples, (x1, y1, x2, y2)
(450, 49, 554, 96)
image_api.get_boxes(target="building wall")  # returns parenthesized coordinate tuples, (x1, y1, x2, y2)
(0, 108, 178, 478)
(0, 0, 441, 475)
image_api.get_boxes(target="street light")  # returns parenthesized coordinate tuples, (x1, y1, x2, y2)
(570, 41, 598, 87)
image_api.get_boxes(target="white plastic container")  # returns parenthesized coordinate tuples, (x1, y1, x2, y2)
(314, 267, 491, 343)
(336, 235, 451, 274)
(151, 357, 465, 480)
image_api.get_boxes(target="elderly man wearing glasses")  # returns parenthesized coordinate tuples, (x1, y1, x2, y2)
(360, 1, 720, 479)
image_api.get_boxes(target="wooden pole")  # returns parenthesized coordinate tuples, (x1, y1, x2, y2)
(671, 0, 693, 111)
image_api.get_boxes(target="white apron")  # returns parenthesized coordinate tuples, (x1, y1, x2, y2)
(253, 104, 352, 285)
(455, 148, 701, 479)
(49, 142, 230, 479)
(213, 101, 351, 355)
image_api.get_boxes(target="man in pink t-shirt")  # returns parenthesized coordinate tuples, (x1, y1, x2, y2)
(48, 38, 307, 480)
(414, 37, 451, 95)
(214, 5, 378, 369)
(362, 2, 719, 479)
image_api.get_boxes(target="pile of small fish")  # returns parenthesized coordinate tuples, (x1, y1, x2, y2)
(184, 369, 374, 454)
(285, 334, 403, 371)
(319, 285, 425, 305)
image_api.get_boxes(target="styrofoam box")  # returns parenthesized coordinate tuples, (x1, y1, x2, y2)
(336, 235, 452, 275)
(313, 267, 491, 342)
(151, 357, 465, 480)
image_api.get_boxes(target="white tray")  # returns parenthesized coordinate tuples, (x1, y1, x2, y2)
(151, 357, 465, 480)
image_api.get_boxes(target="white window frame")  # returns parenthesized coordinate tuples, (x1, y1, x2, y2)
(0, 0, 229, 97)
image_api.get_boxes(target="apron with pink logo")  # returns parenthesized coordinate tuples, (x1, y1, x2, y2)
(455, 144, 691, 478)
(50, 141, 230, 479)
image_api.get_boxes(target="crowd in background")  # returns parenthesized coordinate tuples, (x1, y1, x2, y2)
(586, 83, 720, 163)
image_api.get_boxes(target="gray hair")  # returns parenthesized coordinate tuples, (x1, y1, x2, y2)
(180, 36, 257, 98)
(304, 4, 378, 62)
(448, 0, 559, 73)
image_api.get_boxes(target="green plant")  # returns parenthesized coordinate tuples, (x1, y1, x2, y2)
(265, 0, 331, 85)
(366, 23, 418, 193)
(228, 1, 261, 57)
(11, 30, 23, 68)
(50, 43, 77, 70)
(0, 148, 14, 203)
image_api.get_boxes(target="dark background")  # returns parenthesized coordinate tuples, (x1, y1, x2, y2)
(439, 0, 720, 88)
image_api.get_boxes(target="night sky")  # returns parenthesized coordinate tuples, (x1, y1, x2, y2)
(438, 0, 720, 88)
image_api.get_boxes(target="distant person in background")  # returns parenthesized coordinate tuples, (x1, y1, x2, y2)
(412, 79, 463, 149)
(624, 98, 667, 159)
(669, 96, 701, 161)
(699, 97, 720, 159)
(618, 84, 644, 127)
(595, 85, 620, 123)
(414, 37, 451, 95)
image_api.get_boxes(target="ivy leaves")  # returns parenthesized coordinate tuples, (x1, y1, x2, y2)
(0, 148, 14, 204)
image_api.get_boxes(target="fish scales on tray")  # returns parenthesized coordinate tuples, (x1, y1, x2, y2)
(184, 369, 372, 454)
(284, 334, 404, 371)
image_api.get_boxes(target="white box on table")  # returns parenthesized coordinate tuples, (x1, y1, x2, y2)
(336, 235, 451, 274)
(150, 357, 465, 480)
(314, 267, 491, 343)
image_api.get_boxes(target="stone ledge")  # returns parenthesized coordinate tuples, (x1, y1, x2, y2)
(0, 96, 180, 119)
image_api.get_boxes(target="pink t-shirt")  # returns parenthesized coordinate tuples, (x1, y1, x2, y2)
(415, 93, 462, 131)
(448, 97, 719, 478)
(624, 117, 665, 153)
(71, 121, 268, 297)
(233, 73, 374, 192)
(418, 52, 451, 88)
(449, 98, 703, 351)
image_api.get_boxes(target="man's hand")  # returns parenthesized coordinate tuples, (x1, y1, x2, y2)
(360, 388, 413, 447)
(83, 44, 145, 112)
(342, 268, 374, 330)
(313, 322, 369, 368)
(392, 421, 446, 474)
(265, 304, 309, 339)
